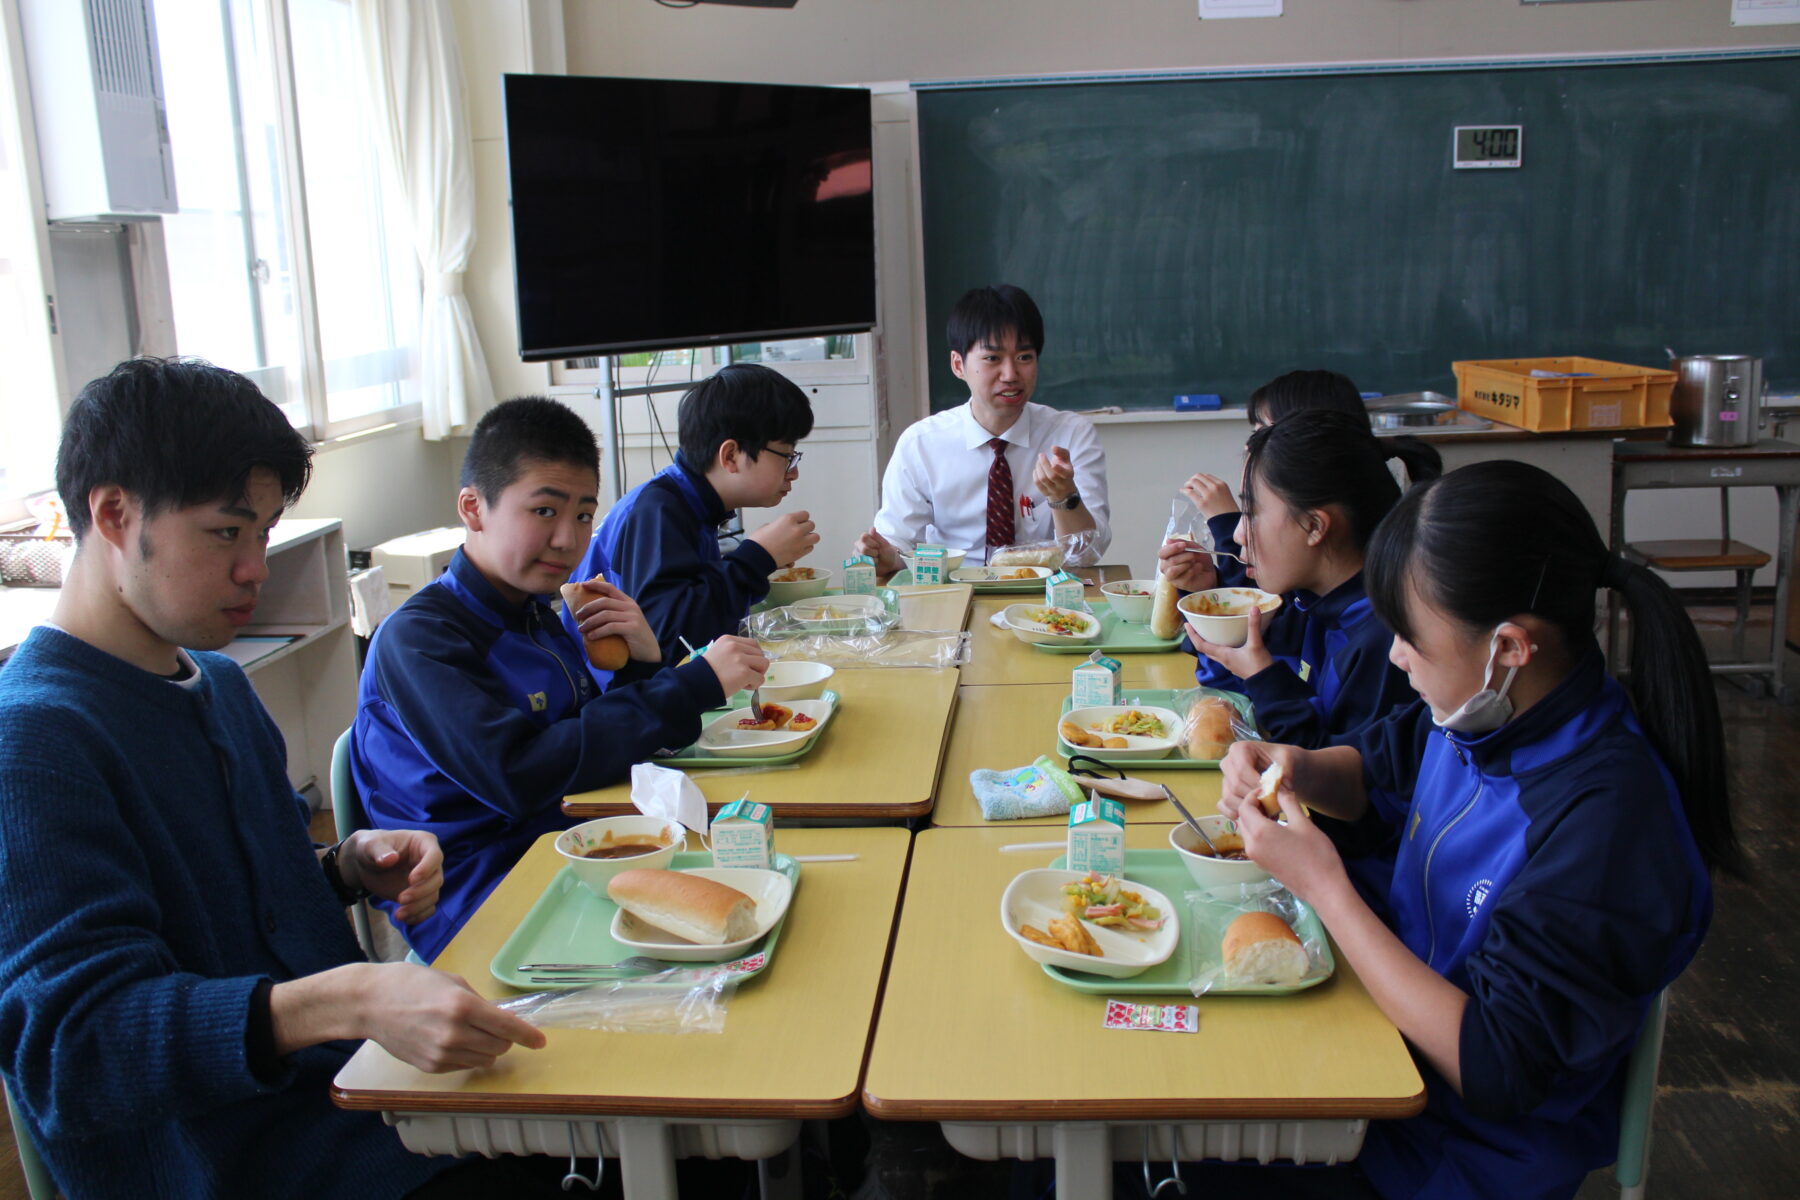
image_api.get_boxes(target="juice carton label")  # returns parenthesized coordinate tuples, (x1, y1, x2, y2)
(913, 545, 947, 586)
(1071, 652, 1123, 709)
(1045, 570, 1084, 611)
(842, 555, 876, 595)
(709, 798, 774, 870)
(1067, 796, 1125, 875)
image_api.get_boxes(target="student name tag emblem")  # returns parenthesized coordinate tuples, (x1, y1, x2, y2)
(529, 691, 548, 712)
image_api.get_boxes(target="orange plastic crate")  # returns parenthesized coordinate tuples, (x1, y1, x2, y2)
(1452, 356, 1675, 432)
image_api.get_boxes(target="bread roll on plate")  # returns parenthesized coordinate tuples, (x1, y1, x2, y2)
(1222, 911, 1309, 985)
(608, 869, 757, 945)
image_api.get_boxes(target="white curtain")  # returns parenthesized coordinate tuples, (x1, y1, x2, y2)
(352, 0, 495, 439)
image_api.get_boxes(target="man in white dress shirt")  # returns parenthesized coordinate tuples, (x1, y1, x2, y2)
(856, 284, 1112, 571)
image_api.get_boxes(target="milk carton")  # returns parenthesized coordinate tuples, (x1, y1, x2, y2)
(709, 798, 774, 869)
(1071, 651, 1123, 709)
(842, 554, 877, 595)
(1045, 570, 1084, 611)
(912, 545, 948, 585)
(1067, 796, 1126, 875)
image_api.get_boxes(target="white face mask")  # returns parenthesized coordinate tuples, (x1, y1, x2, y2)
(1433, 628, 1534, 735)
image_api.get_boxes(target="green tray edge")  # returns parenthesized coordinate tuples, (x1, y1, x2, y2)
(1055, 688, 1254, 769)
(890, 567, 1047, 593)
(1029, 601, 1184, 654)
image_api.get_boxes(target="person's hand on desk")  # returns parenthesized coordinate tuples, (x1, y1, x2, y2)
(853, 528, 903, 577)
(272, 964, 546, 1073)
(1156, 538, 1218, 593)
(699, 635, 768, 697)
(748, 510, 820, 567)
(338, 829, 443, 924)
(570, 579, 661, 663)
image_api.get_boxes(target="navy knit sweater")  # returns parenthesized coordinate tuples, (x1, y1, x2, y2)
(0, 627, 442, 1199)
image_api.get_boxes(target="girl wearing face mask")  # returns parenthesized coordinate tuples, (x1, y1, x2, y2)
(1216, 460, 1737, 1200)
(1159, 409, 1441, 748)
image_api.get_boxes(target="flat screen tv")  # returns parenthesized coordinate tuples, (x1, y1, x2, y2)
(503, 73, 876, 361)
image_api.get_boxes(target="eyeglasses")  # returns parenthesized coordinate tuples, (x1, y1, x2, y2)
(769, 448, 803, 472)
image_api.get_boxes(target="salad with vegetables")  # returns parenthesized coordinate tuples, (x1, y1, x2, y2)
(1091, 709, 1168, 738)
(1020, 607, 1091, 636)
(1062, 872, 1166, 931)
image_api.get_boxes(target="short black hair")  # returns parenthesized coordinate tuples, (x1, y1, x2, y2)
(676, 364, 814, 468)
(460, 396, 599, 502)
(946, 284, 1045, 359)
(56, 357, 313, 541)
(1245, 369, 1366, 427)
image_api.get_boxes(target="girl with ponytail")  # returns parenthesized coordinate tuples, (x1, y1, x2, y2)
(1157, 408, 1442, 748)
(1216, 459, 1733, 1200)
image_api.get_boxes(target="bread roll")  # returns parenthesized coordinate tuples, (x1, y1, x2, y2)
(1186, 696, 1236, 760)
(1253, 761, 1286, 818)
(1222, 911, 1308, 984)
(608, 869, 758, 945)
(1149, 576, 1182, 640)
(559, 582, 630, 671)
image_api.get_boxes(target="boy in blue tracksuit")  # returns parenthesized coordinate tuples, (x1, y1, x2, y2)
(1217, 461, 1735, 1200)
(352, 397, 768, 960)
(562, 363, 820, 684)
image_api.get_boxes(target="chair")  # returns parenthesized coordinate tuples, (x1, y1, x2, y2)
(1624, 490, 1770, 662)
(3, 1078, 58, 1200)
(1615, 989, 1669, 1200)
(330, 728, 378, 960)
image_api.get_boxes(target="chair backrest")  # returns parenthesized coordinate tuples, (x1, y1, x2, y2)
(1615, 988, 1669, 1197)
(3, 1077, 59, 1200)
(329, 728, 376, 959)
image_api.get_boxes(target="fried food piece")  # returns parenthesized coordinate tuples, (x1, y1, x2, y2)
(1103, 736, 1128, 749)
(1019, 924, 1060, 948)
(1060, 721, 1098, 747)
(1049, 915, 1103, 957)
(789, 712, 817, 732)
(736, 717, 779, 731)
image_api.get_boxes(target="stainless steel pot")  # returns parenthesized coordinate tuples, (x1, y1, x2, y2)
(1667, 353, 1765, 447)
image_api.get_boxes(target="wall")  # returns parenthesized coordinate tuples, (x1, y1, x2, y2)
(287, 425, 460, 551)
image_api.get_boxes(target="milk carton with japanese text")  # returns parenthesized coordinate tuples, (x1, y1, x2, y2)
(1071, 651, 1123, 709)
(1045, 570, 1084, 611)
(842, 554, 876, 596)
(1067, 796, 1125, 875)
(912, 545, 948, 585)
(709, 798, 774, 869)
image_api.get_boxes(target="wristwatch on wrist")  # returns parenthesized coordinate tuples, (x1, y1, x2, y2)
(321, 839, 370, 906)
(1052, 490, 1083, 512)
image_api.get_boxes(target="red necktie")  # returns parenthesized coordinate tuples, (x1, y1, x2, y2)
(986, 437, 1015, 552)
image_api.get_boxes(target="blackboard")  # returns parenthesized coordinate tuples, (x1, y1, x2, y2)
(917, 57, 1800, 413)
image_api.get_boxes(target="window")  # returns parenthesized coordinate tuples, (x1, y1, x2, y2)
(0, 4, 60, 500)
(552, 335, 863, 388)
(155, 0, 417, 440)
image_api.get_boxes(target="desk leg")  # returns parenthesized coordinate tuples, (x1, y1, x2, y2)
(614, 1117, 678, 1200)
(1054, 1122, 1112, 1200)
(1773, 485, 1798, 703)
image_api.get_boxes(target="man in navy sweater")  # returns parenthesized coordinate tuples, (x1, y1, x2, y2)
(0, 358, 547, 1199)
(561, 363, 820, 682)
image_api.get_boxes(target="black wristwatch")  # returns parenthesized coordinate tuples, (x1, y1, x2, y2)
(321, 840, 370, 906)
(1052, 490, 1083, 512)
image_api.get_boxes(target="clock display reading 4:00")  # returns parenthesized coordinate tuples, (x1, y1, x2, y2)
(1453, 125, 1523, 169)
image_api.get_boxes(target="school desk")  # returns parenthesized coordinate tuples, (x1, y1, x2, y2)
(960, 594, 1201, 688)
(332, 827, 910, 1200)
(862, 825, 1426, 1200)
(562, 667, 958, 820)
(930, 683, 1222, 827)
(888, 581, 974, 631)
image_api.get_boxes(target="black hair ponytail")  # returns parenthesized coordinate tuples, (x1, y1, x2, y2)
(1245, 369, 1365, 426)
(1365, 460, 1740, 875)
(1242, 410, 1443, 551)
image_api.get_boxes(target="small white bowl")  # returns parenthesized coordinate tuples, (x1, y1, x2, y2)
(1178, 587, 1283, 648)
(696, 697, 835, 758)
(1000, 603, 1102, 645)
(1058, 705, 1182, 761)
(1170, 818, 1273, 888)
(1099, 579, 1158, 624)
(556, 816, 686, 895)
(611, 867, 794, 962)
(999, 868, 1179, 979)
(951, 565, 1054, 585)
(765, 566, 832, 606)
(903, 547, 968, 575)
(758, 660, 834, 702)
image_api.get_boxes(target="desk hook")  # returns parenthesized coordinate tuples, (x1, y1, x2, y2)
(560, 1121, 604, 1192)
(1140, 1126, 1187, 1197)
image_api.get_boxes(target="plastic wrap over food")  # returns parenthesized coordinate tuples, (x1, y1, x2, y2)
(497, 967, 738, 1033)
(741, 623, 972, 669)
(988, 529, 1100, 569)
(1172, 685, 1262, 761)
(1163, 495, 1206, 550)
(1182, 881, 1333, 996)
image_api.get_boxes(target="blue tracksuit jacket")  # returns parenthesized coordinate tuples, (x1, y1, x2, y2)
(351, 549, 722, 960)
(561, 455, 776, 686)
(1208, 511, 1250, 588)
(1344, 648, 1711, 1200)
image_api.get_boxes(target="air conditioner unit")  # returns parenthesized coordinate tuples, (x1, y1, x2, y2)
(17, 0, 176, 221)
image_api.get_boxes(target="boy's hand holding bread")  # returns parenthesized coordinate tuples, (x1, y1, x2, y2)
(561, 578, 656, 668)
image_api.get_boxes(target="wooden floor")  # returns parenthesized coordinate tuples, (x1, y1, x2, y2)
(1, 609, 1795, 1199)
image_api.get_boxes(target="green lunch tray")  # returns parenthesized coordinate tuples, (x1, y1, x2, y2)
(651, 690, 840, 769)
(1056, 688, 1255, 769)
(889, 567, 1049, 594)
(750, 586, 899, 618)
(490, 853, 802, 990)
(1029, 601, 1185, 654)
(1040, 849, 1334, 996)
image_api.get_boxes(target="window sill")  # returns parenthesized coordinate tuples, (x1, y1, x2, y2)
(314, 414, 424, 454)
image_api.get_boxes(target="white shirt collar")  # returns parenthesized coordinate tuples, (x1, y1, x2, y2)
(957, 398, 1033, 452)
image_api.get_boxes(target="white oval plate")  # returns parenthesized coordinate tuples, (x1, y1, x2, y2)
(999, 868, 1179, 979)
(1056, 704, 1182, 761)
(696, 697, 835, 757)
(611, 867, 795, 962)
(1000, 603, 1102, 645)
(951, 565, 1054, 584)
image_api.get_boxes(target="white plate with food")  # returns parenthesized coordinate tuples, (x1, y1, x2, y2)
(610, 867, 795, 962)
(951, 565, 1055, 587)
(695, 696, 835, 757)
(1000, 603, 1102, 645)
(783, 593, 888, 632)
(1000, 868, 1179, 979)
(1056, 704, 1182, 761)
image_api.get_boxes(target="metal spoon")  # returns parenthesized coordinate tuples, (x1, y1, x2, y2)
(517, 957, 666, 973)
(1164, 789, 1224, 856)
